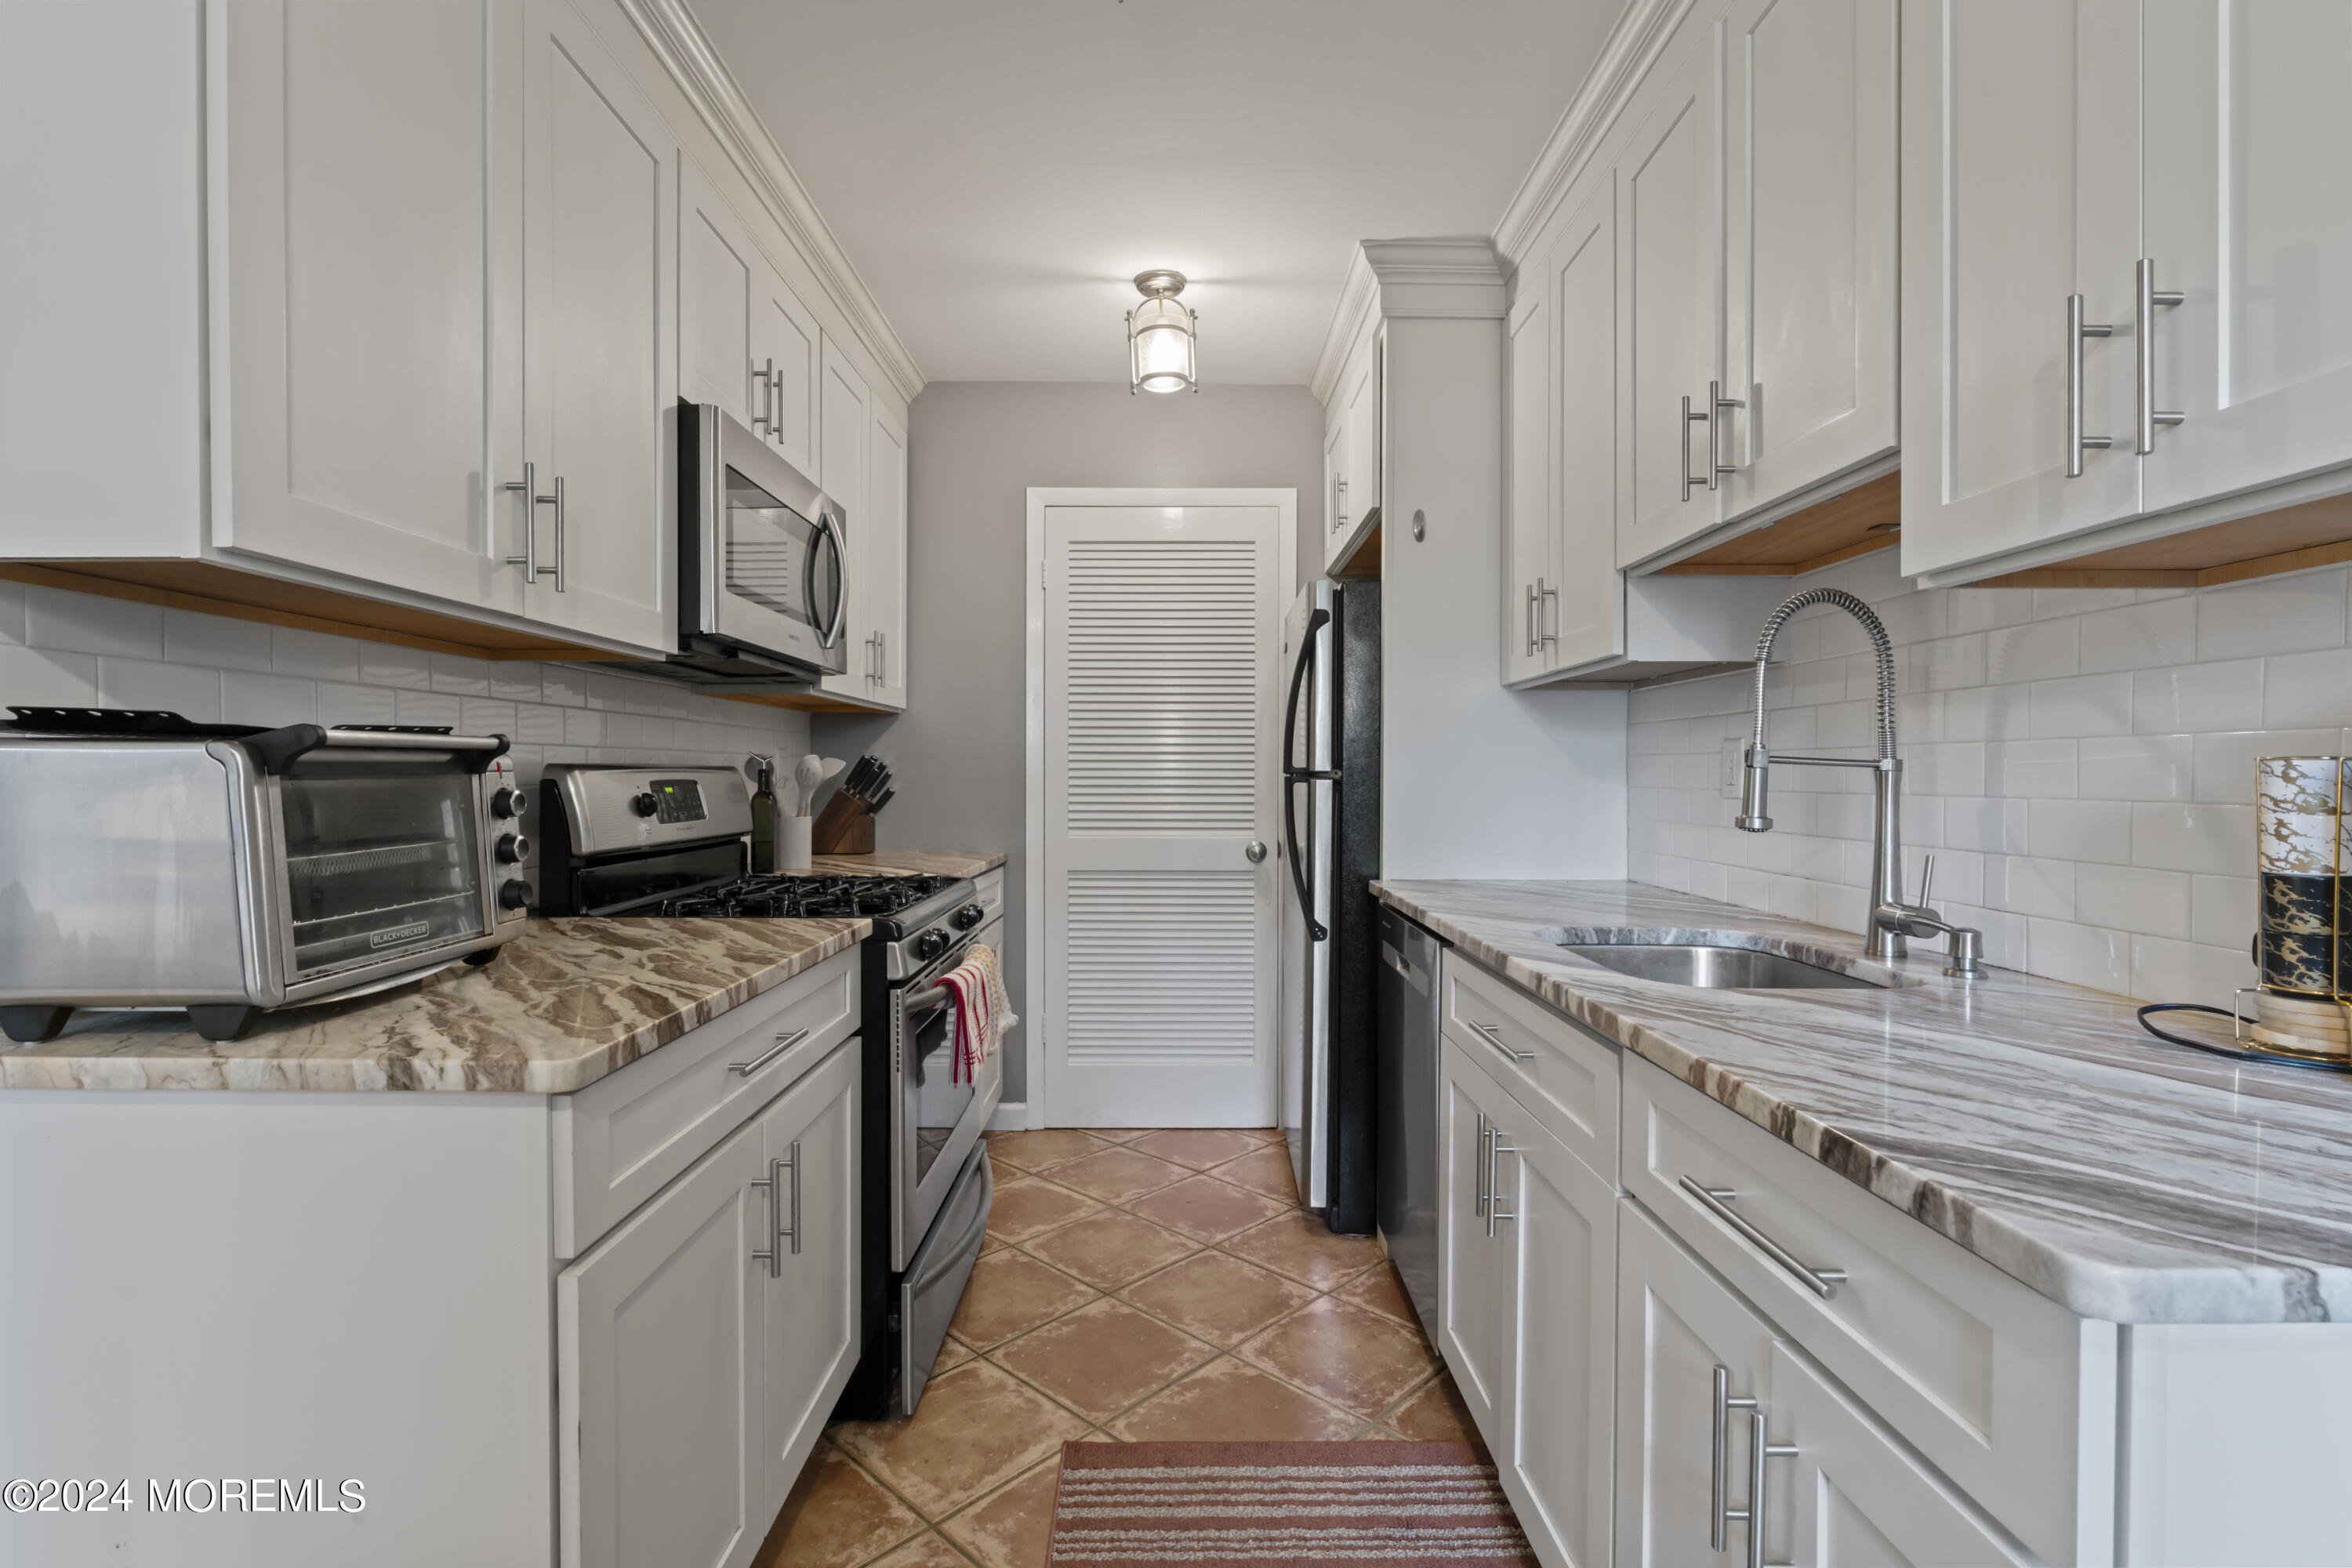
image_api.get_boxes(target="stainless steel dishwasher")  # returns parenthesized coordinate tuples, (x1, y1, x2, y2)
(1376, 905, 1443, 1334)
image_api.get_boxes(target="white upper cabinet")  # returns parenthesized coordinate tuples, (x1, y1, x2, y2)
(1323, 328, 1384, 574)
(518, 0, 677, 652)
(212, 0, 517, 615)
(1505, 283, 1555, 685)
(1721, 0, 1897, 517)
(816, 334, 873, 705)
(1548, 176, 1627, 674)
(862, 408, 909, 709)
(1899, 0, 2143, 581)
(2140, 1, 2352, 515)
(755, 266, 820, 477)
(681, 159, 760, 431)
(1345, 335, 1384, 528)
(1614, 20, 1726, 570)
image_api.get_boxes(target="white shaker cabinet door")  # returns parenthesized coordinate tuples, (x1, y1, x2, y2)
(1614, 19, 1727, 569)
(1496, 1104, 1617, 1568)
(1899, 0, 2143, 580)
(1437, 1039, 1515, 1450)
(1551, 173, 1624, 673)
(757, 1044, 862, 1510)
(1722, 0, 1897, 517)
(2143, 1, 2352, 515)
(864, 407, 909, 709)
(1765, 1343, 2035, 1567)
(755, 262, 820, 475)
(1613, 1200, 1778, 1568)
(520, 0, 676, 652)
(679, 159, 758, 432)
(1506, 281, 1556, 684)
(817, 334, 873, 703)
(560, 1118, 767, 1568)
(212, 0, 517, 615)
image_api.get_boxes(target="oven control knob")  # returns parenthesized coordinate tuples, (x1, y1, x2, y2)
(498, 878, 532, 912)
(953, 903, 985, 931)
(916, 928, 949, 960)
(492, 786, 528, 820)
(631, 791, 660, 817)
(495, 833, 530, 865)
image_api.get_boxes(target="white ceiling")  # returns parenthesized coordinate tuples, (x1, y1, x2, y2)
(687, 1, 1623, 387)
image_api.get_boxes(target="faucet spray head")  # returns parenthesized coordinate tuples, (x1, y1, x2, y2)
(1736, 746, 1772, 832)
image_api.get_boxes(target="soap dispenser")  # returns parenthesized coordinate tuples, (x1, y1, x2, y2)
(748, 753, 778, 873)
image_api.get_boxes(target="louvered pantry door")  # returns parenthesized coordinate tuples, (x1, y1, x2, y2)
(1044, 505, 1283, 1127)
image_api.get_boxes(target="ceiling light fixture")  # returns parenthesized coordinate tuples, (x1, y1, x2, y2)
(1128, 270, 1197, 394)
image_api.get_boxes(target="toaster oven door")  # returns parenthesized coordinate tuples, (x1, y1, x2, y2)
(278, 773, 488, 981)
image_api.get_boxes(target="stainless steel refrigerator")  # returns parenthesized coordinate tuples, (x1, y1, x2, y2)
(1279, 578, 1380, 1233)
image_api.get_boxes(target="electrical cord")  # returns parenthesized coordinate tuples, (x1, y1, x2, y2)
(2136, 1002, 2347, 1073)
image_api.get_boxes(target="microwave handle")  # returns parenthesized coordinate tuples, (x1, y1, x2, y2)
(809, 510, 848, 650)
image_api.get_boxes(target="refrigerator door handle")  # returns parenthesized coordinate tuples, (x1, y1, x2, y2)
(1280, 607, 1331, 942)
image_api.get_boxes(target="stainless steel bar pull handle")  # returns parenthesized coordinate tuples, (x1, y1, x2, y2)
(1709, 379, 1747, 487)
(1467, 1019, 1535, 1064)
(1484, 1133, 1518, 1238)
(2137, 259, 2185, 455)
(746, 1142, 803, 1277)
(730, 1025, 810, 1076)
(1711, 1366, 1760, 1552)
(501, 462, 540, 583)
(2067, 294, 2116, 477)
(1682, 394, 1712, 499)
(1745, 1410, 1797, 1568)
(1525, 582, 1540, 656)
(550, 474, 566, 593)
(1681, 1175, 1849, 1298)
(1536, 579, 1558, 648)
(780, 1140, 801, 1257)
(1473, 1113, 1490, 1219)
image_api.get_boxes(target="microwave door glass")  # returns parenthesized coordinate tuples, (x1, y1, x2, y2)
(724, 474, 832, 637)
(280, 775, 485, 978)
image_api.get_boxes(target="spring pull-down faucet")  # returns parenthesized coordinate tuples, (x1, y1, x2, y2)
(1736, 589, 1984, 979)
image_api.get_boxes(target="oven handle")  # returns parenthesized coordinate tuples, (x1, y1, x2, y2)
(904, 982, 953, 1012)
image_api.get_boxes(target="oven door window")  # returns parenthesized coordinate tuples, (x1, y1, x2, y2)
(725, 473, 840, 641)
(909, 998, 975, 1186)
(280, 775, 484, 978)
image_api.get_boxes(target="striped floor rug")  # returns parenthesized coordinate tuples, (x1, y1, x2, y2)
(1045, 1440, 1535, 1566)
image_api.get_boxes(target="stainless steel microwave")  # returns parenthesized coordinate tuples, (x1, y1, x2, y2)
(678, 401, 849, 681)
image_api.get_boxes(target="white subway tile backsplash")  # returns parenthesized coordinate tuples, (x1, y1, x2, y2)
(2190, 874, 2257, 950)
(2073, 863, 2191, 938)
(220, 671, 315, 727)
(164, 609, 274, 672)
(98, 657, 220, 720)
(1986, 738, 2077, 797)
(1986, 855, 2074, 919)
(2132, 659, 2263, 735)
(0, 581, 26, 646)
(2130, 802, 2253, 876)
(2129, 935, 2254, 1012)
(2078, 597, 2194, 673)
(2029, 798, 2132, 864)
(2029, 673, 2132, 738)
(2195, 568, 2347, 660)
(2261, 645, 2352, 728)
(460, 699, 518, 736)
(1944, 797, 2030, 854)
(1945, 587, 2034, 634)
(394, 689, 463, 728)
(489, 664, 542, 703)
(2031, 586, 2136, 621)
(2078, 733, 2192, 801)
(1, 644, 100, 706)
(2190, 728, 2336, 804)
(270, 628, 361, 682)
(2031, 920, 2131, 993)
(430, 652, 491, 696)
(317, 682, 397, 726)
(1986, 617, 2078, 683)
(361, 647, 433, 689)
(26, 586, 163, 659)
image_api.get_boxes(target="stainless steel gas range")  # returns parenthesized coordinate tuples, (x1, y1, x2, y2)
(537, 764, 1001, 1417)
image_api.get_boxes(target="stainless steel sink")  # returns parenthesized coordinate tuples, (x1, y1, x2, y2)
(1534, 930, 1888, 989)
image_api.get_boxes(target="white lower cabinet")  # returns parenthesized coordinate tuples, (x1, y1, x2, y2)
(561, 1040, 858, 1568)
(1439, 1036, 1616, 1568)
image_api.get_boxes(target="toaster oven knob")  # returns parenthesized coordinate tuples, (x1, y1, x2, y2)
(631, 791, 660, 817)
(953, 903, 985, 931)
(492, 786, 528, 820)
(495, 833, 530, 865)
(916, 928, 949, 960)
(498, 878, 532, 912)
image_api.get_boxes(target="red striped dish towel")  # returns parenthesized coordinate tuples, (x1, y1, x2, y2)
(941, 943, 1011, 1084)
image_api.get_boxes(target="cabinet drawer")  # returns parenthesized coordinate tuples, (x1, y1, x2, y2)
(972, 867, 1004, 924)
(1441, 953, 1618, 1185)
(554, 949, 859, 1258)
(1622, 1054, 2112, 1567)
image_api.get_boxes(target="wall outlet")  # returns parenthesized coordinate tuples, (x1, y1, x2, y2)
(1722, 738, 1745, 798)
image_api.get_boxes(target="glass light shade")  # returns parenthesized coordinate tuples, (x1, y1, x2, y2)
(1129, 294, 1196, 394)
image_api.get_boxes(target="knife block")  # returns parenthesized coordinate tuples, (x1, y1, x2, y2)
(811, 789, 875, 855)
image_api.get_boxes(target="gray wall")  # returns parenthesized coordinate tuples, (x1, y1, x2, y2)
(815, 381, 1327, 1105)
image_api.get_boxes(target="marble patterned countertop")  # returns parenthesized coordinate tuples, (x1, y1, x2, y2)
(0, 917, 866, 1095)
(1374, 879, 2352, 1325)
(808, 849, 1007, 878)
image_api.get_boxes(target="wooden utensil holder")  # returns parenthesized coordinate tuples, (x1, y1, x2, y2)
(811, 790, 875, 855)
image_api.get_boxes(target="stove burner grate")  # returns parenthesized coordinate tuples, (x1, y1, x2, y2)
(648, 873, 953, 920)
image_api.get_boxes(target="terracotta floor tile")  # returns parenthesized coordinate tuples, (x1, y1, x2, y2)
(1109, 1356, 1359, 1443)
(1128, 1128, 1265, 1170)
(932, 1334, 977, 1377)
(1221, 1208, 1385, 1288)
(1356, 1423, 1411, 1441)
(1083, 1128, 1152, 1142)
(1385, 1369, 1476, 1441)
(984, 1175, 1102, 1243)
(938, 1456, 1062, 1568)
(1116, 1249, 1317, 1346)
(753, 1441, 921, 1568)
(1044, 1146, 1192, 1204)
(1125, 1174, 1289, 1241)
(1236, 1295, 1440, 1417)
(831, 1360, 1090, 1521)
(868, 1531, 979, 1567)
(1334, 1261, 1425, 1332)
(946, 1250, 1099, 1350)
(989, 1298, 1216, 1421)
(985, 1128, 1109, 1174)
(1208, 1143, 1306, 1202)
(1018, 1208, 1200, 1290)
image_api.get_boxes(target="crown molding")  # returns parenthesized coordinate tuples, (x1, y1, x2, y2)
(620, 0, 926, 405)
(1308, 239, 1504, 404)
(1490, 0, 1690, 272)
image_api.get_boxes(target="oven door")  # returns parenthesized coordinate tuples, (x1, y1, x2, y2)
(892, 934, 1004, 1272)
(683, 401, 848, 677)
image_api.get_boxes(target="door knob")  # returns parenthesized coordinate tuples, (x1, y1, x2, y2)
(1244, 840, 1268, 863)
